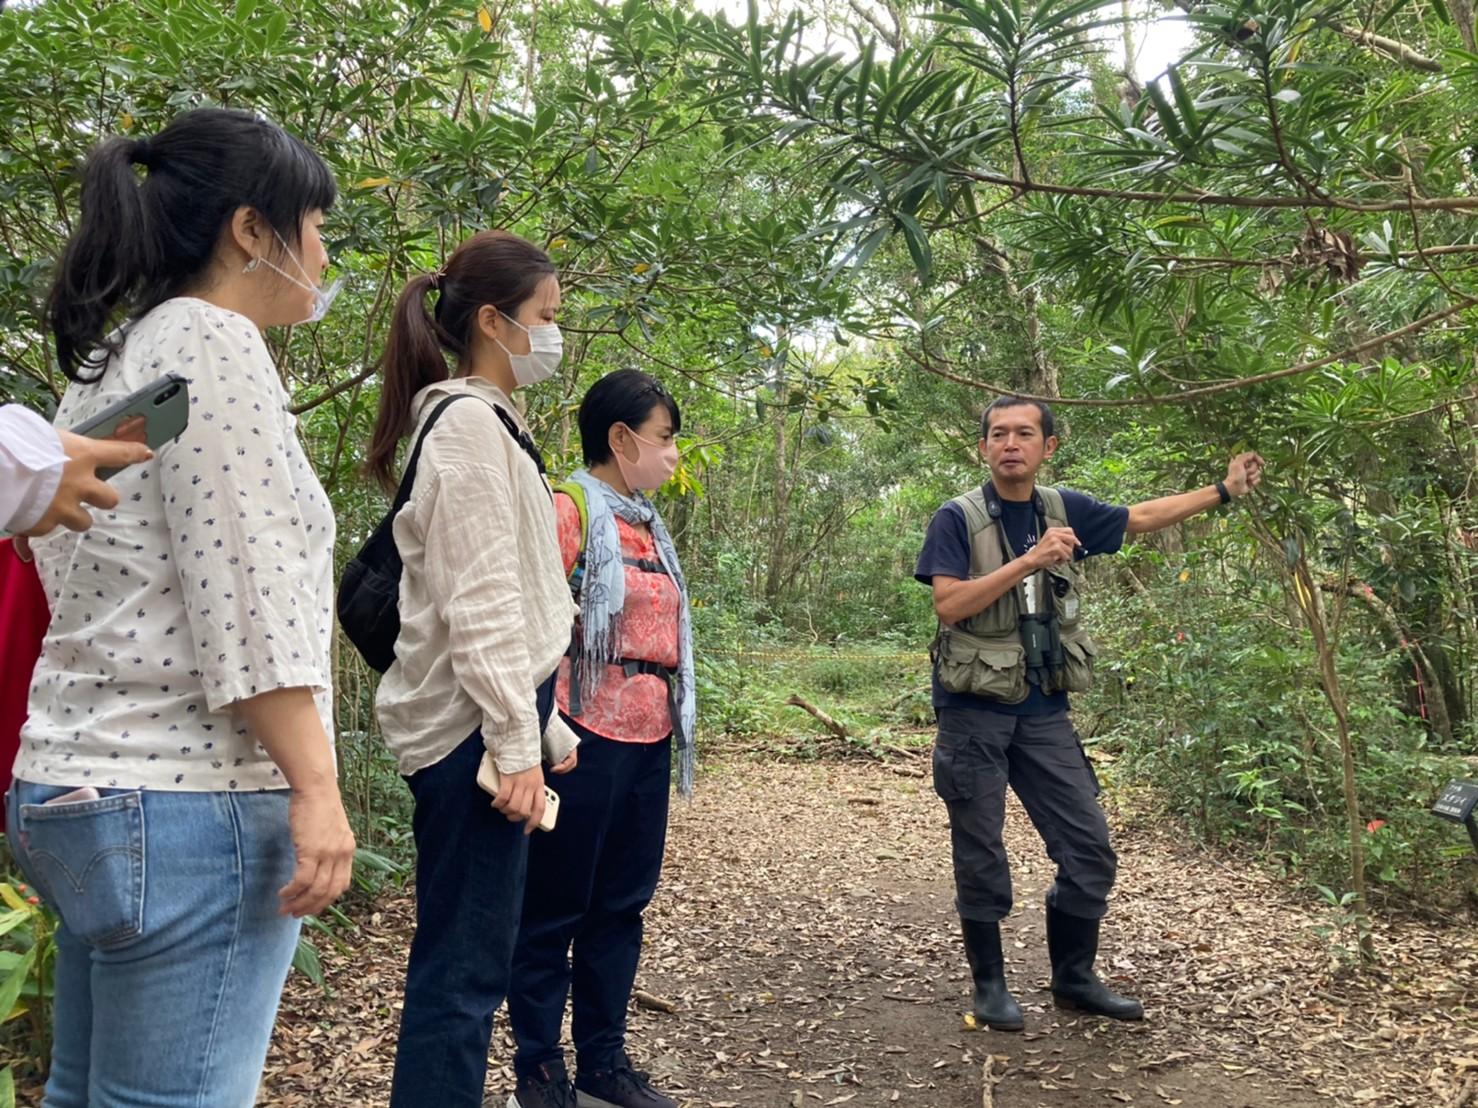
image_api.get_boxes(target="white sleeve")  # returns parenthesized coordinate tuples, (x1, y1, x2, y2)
(542, 713, 581, 766)
(0, 404, 66, 535)
(156, 310, 328, 711)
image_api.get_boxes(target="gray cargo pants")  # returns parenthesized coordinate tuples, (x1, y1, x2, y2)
(933, 706, 1116, 922)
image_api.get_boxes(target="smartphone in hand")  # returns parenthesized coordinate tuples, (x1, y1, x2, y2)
(475, 752, 560, 832)
(71, 374, 190, 479)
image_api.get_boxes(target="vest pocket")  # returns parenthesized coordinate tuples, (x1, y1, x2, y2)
(1048, 566, 1085, 630)
(933, 633, 1028, 704)
(1060, 635, 1097, 693)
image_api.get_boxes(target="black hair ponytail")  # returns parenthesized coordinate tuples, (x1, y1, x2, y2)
(45, 108, 336, 382)
(366, 229, 556, 491)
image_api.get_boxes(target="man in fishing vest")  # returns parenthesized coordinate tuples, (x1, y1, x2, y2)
(916, 396, 1263, 1030)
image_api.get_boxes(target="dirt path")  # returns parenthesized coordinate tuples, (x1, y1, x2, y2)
(263, 759, 1476, 1108)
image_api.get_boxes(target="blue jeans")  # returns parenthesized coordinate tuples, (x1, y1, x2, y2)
(6, 781, 301, 1108)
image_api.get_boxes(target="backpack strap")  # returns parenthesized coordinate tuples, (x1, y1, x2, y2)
(556, 480, 669, 587)
(390, 394, 478, 515)
(491, 405, 548, 483)
(555, 481, 589, 583)
(395, 393, 547, 513)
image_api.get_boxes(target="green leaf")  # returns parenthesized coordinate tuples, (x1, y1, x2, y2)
(896, 211, 932, 278)
(1166, 66, 1200, 140)
(0, 947, 35, 1022)
(292, 935, 326, 989)
(1144, 79, 1186, 147)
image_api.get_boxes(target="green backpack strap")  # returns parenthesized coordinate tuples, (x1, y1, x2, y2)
(554, 480, 589, 581)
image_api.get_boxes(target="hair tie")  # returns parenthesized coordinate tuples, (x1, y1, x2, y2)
(427, 269, 445, 291)
(130, 136, 152, 168)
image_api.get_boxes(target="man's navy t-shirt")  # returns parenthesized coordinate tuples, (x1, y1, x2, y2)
(915, 487, 1129, 715)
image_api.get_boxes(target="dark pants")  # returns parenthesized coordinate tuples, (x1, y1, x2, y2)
(507, 718, 671, 1078)
(934, 706, 1116, 923)
(391, 681, 554, 1108)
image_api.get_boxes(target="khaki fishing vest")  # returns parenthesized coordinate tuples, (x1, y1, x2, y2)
(929, 485, 1098, 703)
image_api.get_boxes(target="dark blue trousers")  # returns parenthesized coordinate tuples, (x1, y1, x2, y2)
(507, 718, 671, 1078)
(391, 680, 554, 1108)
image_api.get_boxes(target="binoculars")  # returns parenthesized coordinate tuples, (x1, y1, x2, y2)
(1021, 571, 1070, 690)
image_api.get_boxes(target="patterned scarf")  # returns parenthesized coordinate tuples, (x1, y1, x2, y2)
(568, 468, 696, 796)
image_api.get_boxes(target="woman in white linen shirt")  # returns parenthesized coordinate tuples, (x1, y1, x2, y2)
(8, 108, 354, 1108)
(363, 229, 578, 1108)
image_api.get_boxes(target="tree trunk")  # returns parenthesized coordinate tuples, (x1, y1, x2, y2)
(1331, 579, 1456, 745)
(1251, 511, 1375, 961)
(763, 333, 792, 602)
(1449, 0, 1477, 52)
(1289, 552, 1375, 960)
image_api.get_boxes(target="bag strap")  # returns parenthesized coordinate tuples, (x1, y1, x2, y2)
(392, 392, 547, 514)
(491, 405, 548, 482)
(390, 394, 475, 515)
(555, 480, 589, 581)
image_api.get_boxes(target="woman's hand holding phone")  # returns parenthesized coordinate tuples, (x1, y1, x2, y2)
(23, 427, 154, 536)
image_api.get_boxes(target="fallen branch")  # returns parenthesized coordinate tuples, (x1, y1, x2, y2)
(982, 1055, 1004, 1108)
(785, 694, 851, 740)
(633, 989, 678, 1014)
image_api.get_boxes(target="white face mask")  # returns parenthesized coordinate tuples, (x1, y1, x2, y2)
(257, 231, 344, 324)
(495, 317, 563, 387)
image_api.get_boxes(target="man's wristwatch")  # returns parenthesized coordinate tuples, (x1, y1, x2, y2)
(1215, 480, 1231, 504)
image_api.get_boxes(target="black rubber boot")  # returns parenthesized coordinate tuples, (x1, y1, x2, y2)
(1046, 905, 1144, 1020)
(960, 918, 1024, 1031)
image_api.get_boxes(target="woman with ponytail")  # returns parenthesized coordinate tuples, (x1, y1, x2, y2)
(10, 108, 354, 1106)
(365, 229, 580, 1108)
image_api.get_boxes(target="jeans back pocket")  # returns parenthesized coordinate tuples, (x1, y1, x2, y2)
(18, 792, 146, 950)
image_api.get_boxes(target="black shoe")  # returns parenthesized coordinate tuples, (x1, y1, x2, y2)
(575, 1053, 677, 1108)
(960, 918, 1024, 1031)
(1045, 905, 1144, 1020)
(510, 1060, 578, 1108)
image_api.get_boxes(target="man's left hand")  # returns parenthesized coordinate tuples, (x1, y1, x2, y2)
(1224, 451, 1265, 497)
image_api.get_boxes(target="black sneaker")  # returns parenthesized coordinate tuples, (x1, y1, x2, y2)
(509, 1060, 577, 1108)
(575, 1053, 677, 1108)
